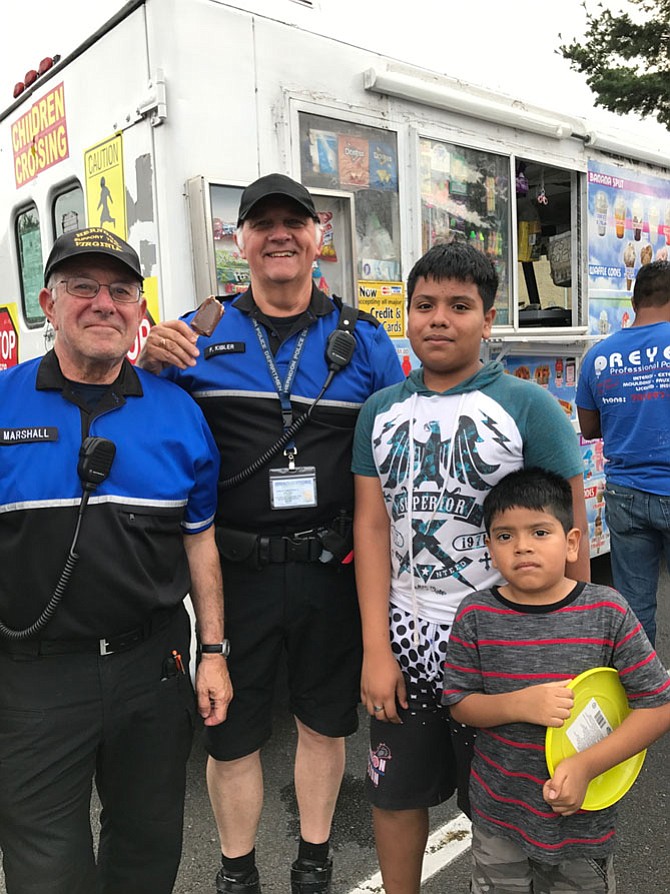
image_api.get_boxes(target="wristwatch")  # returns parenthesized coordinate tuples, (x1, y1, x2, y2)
(198, 639, 230, 657)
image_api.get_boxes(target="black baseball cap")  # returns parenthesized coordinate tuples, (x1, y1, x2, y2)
(237, 173, 319, 225)
(44, 227, 143, 286)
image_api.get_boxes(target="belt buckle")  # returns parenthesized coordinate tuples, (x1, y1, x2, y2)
(99, 638, 115, 656)
(291, 529, 315, 541)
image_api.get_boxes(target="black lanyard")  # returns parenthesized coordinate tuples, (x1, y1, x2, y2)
(252, 319, 309, 461)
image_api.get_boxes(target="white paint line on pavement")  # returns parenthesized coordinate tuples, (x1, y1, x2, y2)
(346, 812, 472, 894)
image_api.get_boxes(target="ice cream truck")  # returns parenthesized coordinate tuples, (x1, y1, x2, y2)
(2, 0, 670, 556)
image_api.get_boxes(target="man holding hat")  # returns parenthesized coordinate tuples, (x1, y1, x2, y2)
(0, 227, 231, 894)
(139, 174, 403, 894)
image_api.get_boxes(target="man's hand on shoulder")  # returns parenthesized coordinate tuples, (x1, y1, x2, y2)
(137, 319, 200, 373)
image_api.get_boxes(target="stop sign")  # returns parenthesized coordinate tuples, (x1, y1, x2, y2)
(0, 308, 18, 370)
(127, 309, 156, 365)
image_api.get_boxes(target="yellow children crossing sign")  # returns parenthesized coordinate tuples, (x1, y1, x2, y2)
(85, 134, 127, 238)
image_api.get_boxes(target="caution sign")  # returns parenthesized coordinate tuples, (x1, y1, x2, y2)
(357, 281, 405, 338)
(0, 305, 19, 370)
(85, 134, 127, 238)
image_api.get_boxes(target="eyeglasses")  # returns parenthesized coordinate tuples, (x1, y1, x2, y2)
(56, 276, 143, 304)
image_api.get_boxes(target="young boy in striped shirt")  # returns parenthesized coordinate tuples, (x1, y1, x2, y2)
(443, 467, 670, 894)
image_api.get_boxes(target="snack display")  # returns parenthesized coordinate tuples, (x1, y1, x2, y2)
(534, 364, 550, 387)
(190, 295, 224, 336)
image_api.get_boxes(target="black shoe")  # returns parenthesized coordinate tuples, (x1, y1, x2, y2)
(290, 857, 333, 894)
(215, 866, 261, 894)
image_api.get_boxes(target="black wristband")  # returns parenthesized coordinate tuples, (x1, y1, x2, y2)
(198, 640, 230, 656)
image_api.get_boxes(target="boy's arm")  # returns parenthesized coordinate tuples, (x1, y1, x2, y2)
(543, 701, 670, 815)
(354, 474, 408, 723)
(449, 683, 574, 729)
(567, 473, 590, 582)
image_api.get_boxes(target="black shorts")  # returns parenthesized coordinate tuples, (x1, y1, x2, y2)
(365, 678, 474, 815)
(204, 560, 362, 761)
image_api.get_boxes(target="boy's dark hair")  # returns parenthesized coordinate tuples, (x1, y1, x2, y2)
(483, 467, 574, 534)
(632, 260, 670, 309)
(406, 241, 499, 312)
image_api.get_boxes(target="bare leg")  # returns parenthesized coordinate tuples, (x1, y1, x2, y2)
(294, 719, 345, 843)
(206, 751, 263, 856)
(373, 806, 428, 894)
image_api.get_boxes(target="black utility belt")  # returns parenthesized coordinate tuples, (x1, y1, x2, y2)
(216, 520, 353, 569)
(0, 607, 179, 658)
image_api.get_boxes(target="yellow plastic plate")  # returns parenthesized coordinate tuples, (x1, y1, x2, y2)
(545, 667, 646, 811)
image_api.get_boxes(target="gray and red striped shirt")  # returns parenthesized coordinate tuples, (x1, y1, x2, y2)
(443, 582, 670, 862)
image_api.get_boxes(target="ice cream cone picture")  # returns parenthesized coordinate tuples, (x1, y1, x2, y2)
(623, 242, 636, 289)
(640, 243, 653, 266)
(614, 195, 626, 239)
(665, 205, 670, 246)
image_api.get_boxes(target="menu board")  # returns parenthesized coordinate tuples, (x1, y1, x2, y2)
(587, 160, 670, 334)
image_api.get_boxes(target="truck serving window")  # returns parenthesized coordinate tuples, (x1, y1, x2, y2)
(516, 159, 577, 329)
(298, 113, 401, 286)
(53, 184, 85, 237)
(16, 206, 45, 328)
(419, 138, 510, 324)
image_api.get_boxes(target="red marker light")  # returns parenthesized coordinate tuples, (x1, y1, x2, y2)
(13, 82, 25, 98)
(38, 57, 54, 75)
(24, 69, 38, 87)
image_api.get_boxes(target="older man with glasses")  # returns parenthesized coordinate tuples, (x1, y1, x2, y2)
(0, 227, 231, 894)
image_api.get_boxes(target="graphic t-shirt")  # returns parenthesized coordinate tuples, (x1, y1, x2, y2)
(576, 321, 670, 495)
(352, 362, 582, 626)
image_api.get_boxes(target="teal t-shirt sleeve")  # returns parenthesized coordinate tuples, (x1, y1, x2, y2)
(522, 387, 583, 479)
(351, 394, 380, 477)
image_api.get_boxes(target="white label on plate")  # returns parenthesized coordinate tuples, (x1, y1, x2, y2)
(566, 698, 614, 752)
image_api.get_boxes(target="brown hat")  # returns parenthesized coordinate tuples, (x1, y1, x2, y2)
(44, 227, 143, 286)
(237, 173, 318, 225)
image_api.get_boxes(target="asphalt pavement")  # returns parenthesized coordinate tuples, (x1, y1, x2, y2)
(176, 555, 670, 894)
(1, 556, 668, 892)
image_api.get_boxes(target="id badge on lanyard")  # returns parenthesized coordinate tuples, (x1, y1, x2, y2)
(252, 319, 319, 511)
(269, 464, 318, 509)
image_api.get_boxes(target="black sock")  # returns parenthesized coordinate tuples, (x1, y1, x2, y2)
(221, 849, 256, 877)
(298, 837, 330, 864)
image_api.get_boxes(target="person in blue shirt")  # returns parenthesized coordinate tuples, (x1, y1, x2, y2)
(577, 260, 670, 645)
(0, 227, 230, 894)
(139, 174, 404, 894)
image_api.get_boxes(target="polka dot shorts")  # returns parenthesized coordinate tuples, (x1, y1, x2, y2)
(389, 604, 451, 700)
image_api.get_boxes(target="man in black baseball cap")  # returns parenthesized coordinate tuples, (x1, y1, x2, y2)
(0, 226, 230, 894)
(44, 226, 143, 286)
(237, 173, 319, 225)
(138, 171, 404, 894)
